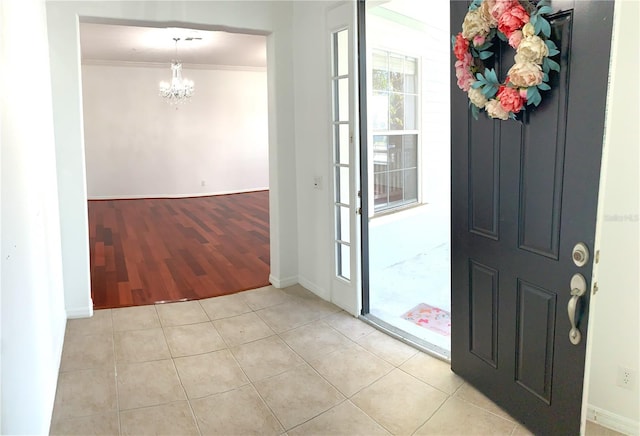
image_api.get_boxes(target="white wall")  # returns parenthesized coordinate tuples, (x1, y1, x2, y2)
(586, 1, 640, 434)
(46, 1, 298, 317)
(292, 0, 335, 303)
(0, 0, 67, 433)
(82, 63, 269, 199)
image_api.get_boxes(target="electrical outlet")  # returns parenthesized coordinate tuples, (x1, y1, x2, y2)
(201, 180, 206, 187)
(616, 366, 637, 390)
(313, 176, 322, 190)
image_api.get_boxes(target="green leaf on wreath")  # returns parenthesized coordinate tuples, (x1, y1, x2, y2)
(527, 87, 542, 106)
(481, 85, 498, 99)
(538, 5, 553, 15)
(537, 82, 551, 91)
(540, 18, 551, 38)
(545, 39, 558, 50)
(542, 72, 549, 82)
(476, 41, 493, 51)
(530, 14, 538, 27)
(485, 68, 499, 85)
(479, 51, 494, 60)
(542, 59, 550, 74)
(471, 81, 484, 89)
(497, 30, 508, 42)
(471, 104, 480, 120)
(547, 58, 560, 72)
(469, 0, 482, 11)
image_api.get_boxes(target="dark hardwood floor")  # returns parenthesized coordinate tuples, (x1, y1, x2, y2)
(88, 191, 270, 309)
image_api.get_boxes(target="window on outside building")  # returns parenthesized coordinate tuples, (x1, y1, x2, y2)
(371, 49, 419, 213)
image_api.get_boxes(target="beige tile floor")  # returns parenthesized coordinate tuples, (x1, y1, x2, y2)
(51, 284, 620, 436)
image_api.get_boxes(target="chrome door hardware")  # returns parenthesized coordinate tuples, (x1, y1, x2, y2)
(572, 243, 589, 267)
(568, 273, 587, 345)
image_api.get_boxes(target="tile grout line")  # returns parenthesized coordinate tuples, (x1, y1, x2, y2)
(216, 298, 289, 434)
(194, 296, 287, 435)
(109, 309, 123, 436)
(157, 303, 203, 436)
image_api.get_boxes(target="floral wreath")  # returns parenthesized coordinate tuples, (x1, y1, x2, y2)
(452, 0, 560, 120)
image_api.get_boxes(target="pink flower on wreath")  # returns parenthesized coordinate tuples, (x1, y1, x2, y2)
(473, 34, 486, 47)
(454, 32, 469, 61)
(498, 3, 530, 38)
(519, 88, 528, 100)
(455, 52, 474, 91)
(497, 85, 524, 113)
(508, 30, 523, 49)
(490, 0, 517, 22)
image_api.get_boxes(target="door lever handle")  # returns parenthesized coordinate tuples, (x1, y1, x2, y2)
(568, 273, 587, 345)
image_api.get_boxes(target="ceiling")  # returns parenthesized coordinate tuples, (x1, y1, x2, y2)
(79, 23, 267, 68)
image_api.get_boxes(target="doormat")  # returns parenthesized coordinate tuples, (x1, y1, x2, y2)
(401, 303, 451, 336)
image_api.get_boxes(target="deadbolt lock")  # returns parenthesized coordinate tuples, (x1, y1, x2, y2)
(572, 243, 589, 267)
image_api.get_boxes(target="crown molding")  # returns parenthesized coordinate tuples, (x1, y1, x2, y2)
(81, 59, 266, 72)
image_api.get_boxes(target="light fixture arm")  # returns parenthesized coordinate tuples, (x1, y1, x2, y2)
(173, 37, 180, 60)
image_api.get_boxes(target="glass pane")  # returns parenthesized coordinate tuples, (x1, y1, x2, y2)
(404, 57, 417, 93)
(336, 30, 349, 76)
(404, 168, 418, 202)
(389, 94, 404, 130)
(388, 170, 403, 203)
(336, 124, 349, 165)
(337, 78, 349, 122)
(372, 51, 388, 91)
(338, 242, 351, 280)
(371, 92, 389, 130)
(404, 134, 418, 168)
(389, 56, 404, 92)
(373, 135, 388, 172)
(374, 171, 388, 210)
(404, 95, 417, 130)
(388, 135, 403, 170)
(337, 166, 350, 204)
(337, 205, 350, 243)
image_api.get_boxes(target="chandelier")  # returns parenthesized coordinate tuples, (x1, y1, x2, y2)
(159, 38, 194, 104)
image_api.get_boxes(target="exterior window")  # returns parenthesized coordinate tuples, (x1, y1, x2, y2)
(371, 50, 419, 212)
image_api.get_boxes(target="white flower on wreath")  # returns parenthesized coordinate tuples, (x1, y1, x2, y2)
(468, 87, 488, 108)
(479, 1, 498, 27)
(485, 99, 510, 120)
(508, 62, 544, 87)
(522, 22, 535, 38)
(515, 35, 549, 64)
(462, 9, 491, 40)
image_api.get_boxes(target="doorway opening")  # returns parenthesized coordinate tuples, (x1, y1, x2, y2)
(78, 22, 271, 309)
(361, 0, 452, 357)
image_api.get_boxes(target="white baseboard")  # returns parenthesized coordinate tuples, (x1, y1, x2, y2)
(269, 274, 298, 289)
(588, 404, 639, 436)
(87, 187, 269, 200)
(298, 276, 330, 301)
(66, 305, 93, 319)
